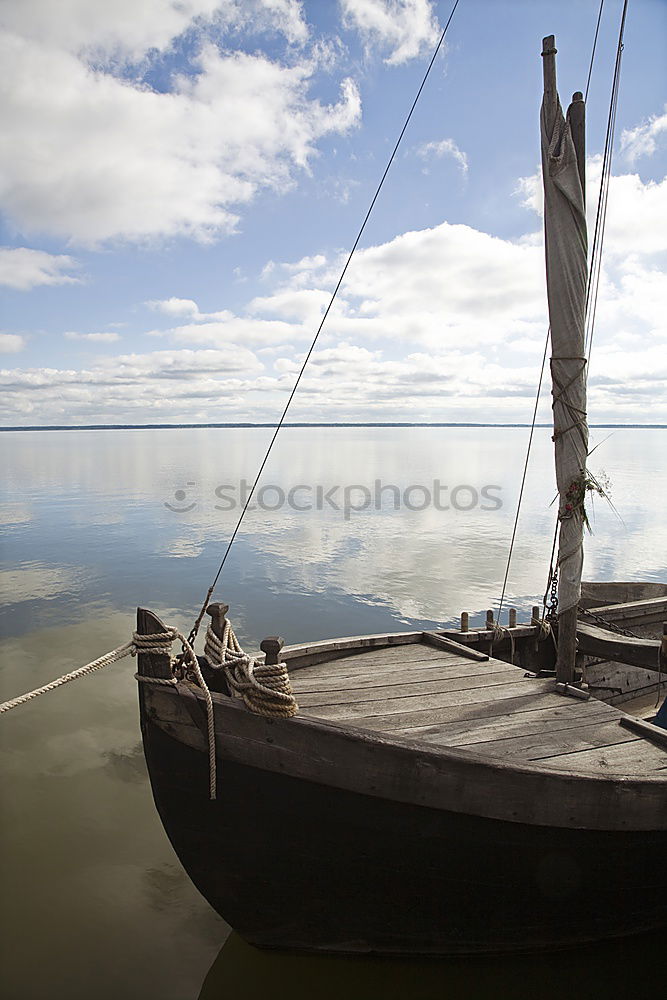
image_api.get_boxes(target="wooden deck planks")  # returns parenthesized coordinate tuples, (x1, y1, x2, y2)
(292, 658, 513, 693)
(536, 734, 667, 773)
(300, 677, 554, 722)
(443, 721, 640, 762)
(296, 644, 448, 679)
(389, 699, 619, 745)
(295, 639, 666, 774)
(294, 667, 527, 707)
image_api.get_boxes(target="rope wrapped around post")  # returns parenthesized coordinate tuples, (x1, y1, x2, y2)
(489, 621, 516, 665)
(204, 606, 298, 719)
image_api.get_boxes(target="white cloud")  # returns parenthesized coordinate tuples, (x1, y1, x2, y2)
(621, 105, 667, 162)
(601, 168, 667, 259)
(1, 155, 664, 425)
(340, 0, 440, 65)
(0, 1, 308, 60)
(0, 346, 265, 422)
(148, 298, 202, 318)
(157, 315, 311, 348)
(0, 334, 25, 353)
(248, 287, 330, 322)
(64, 331, 121, 343)
(417, 138, 468, 175)
(0, 247, 80, 290)
(0, 10, 359, 245)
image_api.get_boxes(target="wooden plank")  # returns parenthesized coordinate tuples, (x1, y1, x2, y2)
(583, 594, 667, 625)
(586, 662, 664, 703)
(390, 700, 619, 745)
(619, 715, 667, 749)
(576, 621, 662, 672)
(444, 625, 539, 643)
(450, 721, 639, 762)
(537, 737, 667, 773)
(292, 659, 519, 693)
(295, 644, 448, 678)
(422, 632, 489, 661)
(345, 690, 575, 732)
(141, 682, 667, 830)
(284, 631, 424, 669)
(303, 678, 553, 722)
(295, 667, 530, 708)
(295, 655, 471, 685)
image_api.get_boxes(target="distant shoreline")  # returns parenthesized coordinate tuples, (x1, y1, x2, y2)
(1, 423, 665, 432)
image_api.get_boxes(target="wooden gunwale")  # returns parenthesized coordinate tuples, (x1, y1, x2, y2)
(588, 595, 667, 624)
(576, 621, 663, 671)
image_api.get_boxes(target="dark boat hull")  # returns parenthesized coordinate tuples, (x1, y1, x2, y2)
(142, 716, 667, 955)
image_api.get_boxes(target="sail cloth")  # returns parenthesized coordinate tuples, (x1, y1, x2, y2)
(541, 76, 589, 615)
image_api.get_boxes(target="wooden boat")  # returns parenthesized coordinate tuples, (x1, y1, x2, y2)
(137, 35, 667, 955)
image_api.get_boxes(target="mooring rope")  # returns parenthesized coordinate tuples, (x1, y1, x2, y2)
(204, 622, 298, 719)
(0, 625, 220, 801)
(0, 632, 172, 714)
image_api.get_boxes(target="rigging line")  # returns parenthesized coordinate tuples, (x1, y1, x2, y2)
(496, 327, 550, 623)
(585, 0, 606, 102)
(585, 0, 629, 359)
(185, 0, 463, 645)
(586, 59, 620, 357)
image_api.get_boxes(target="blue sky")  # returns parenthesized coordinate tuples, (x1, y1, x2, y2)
(0, 0, 665, 425)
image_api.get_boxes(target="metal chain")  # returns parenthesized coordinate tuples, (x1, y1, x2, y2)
(546, 568, 559, 621)
(579, 606, 640, 638)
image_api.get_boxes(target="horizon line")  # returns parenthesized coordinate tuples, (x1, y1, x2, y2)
(2, 422, 666, 432)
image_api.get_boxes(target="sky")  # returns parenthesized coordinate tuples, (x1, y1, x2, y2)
(0, 0, 665, 427)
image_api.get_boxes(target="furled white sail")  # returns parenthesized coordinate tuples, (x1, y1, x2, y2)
(540, 41, 589, 616)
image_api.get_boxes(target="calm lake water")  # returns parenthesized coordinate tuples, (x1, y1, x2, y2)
(1, 426, 665, 999)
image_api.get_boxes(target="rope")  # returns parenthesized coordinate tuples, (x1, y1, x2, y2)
(585, 0, 606, 102)
(532, 613, 553, 641)
(0, 625, 219, 801)
(490, 622, 516, 665)
(172, 629, 218, 800)
(584, 0, 628, 361)
(184, 0, 463, 649)
(496, 328, 551, 622)
(0, 631, 173, 714)
(204, 622, 298, 719)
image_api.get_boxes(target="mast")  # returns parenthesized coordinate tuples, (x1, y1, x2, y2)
(540, 36, 589, 684)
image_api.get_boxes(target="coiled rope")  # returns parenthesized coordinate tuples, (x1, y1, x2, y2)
(204, 622, 297, 719)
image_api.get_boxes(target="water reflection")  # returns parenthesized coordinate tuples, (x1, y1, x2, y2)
(199, 930, 661, 1000)
(0, 426, 664, 1000)
(2, 427, 665, 644)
